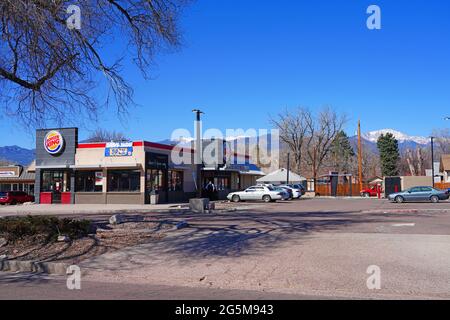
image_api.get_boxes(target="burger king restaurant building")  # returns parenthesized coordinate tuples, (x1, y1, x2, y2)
(35, 128, 263, 205)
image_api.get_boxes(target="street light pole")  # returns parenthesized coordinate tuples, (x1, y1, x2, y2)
(431, 136, 435, 188)
(286, 153, 290, 185)
(193, 109, 204, 198)
(357, 120, 364, 191)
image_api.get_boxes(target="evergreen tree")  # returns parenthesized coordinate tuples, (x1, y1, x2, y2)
(331, 131, 355, 173)
(377, 133, 400, 176)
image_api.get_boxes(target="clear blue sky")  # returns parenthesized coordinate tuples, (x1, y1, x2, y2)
(1, 0, 450, 148)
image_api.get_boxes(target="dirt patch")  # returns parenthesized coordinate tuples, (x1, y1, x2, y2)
(0, 218, 176, 264)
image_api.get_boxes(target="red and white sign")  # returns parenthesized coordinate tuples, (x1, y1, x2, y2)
(44, 130, 64, 155)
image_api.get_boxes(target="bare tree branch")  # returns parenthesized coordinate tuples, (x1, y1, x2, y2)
(0, 0, 190, 127)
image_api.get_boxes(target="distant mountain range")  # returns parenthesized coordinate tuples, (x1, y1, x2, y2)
(349, 129, 431, 154)
(0, 146, 35, 166)
(361, 129, 430, 145)
(0, 129, 432, 166)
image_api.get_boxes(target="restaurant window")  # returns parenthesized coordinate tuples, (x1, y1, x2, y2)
(0, 184, 11, 192)
(168, 170, 183, 191)
(41, 171, 71, 192)
(216, 177, 230, 191)
(203, 177, 230, 191)
(76, 171, 103, 192)
(107, 170, 141, 192)
(146, 169, 166, 192)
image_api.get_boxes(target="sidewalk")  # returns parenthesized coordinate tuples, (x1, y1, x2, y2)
(0, 201, 261, 217)
(0, 203, 190, 217)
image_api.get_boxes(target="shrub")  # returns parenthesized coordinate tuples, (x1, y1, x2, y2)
(0, 216, 91, 242)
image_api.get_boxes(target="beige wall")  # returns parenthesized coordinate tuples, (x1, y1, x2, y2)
(75, 145, 146, 193)
(73, 144, 207, 202)
(401, 176, 433, 190)
(75, 145, 146, 167)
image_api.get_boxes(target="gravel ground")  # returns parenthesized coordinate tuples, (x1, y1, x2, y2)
(0, 217, 175, 264)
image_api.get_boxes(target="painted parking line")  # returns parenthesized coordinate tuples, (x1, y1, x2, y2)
(392, 223, 416, 227)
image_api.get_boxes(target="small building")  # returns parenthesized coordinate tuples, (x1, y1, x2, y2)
(426, 162, 444, 183)
(33, 128, 264, 204)
(0, 164, 35, 194)
(368, 176, 383, 185)
(256, 168, 306, 185)
(440, 155, 450, 183)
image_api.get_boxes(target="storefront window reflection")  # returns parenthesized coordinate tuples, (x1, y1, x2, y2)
(146, 169, 166, 192)
(107, 170, 140, 192)
(168, 170, 183, 192)
(41, 171, 71, 192)
(76, 171, 103, 192)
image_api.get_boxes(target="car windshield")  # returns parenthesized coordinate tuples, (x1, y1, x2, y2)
(267, 186, 274, 191)
(0, 192, 7, 197)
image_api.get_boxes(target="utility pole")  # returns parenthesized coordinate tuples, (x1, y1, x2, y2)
(286, 153, 290, 185)
(357, 120, 363, 191)
(193, 109, 204, 198)
(431, 136, 435, 188)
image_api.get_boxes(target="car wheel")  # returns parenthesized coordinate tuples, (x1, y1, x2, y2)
(262, 195, 272, 203)
(395, 196, 405, 204)
(430, 196, 440, 203)
(232, 195, 241, 203)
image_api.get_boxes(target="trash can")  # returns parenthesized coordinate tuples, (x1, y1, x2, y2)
(150, 190, 159, 205)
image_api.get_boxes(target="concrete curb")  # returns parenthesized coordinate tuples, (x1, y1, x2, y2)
(361, 209, 450, 214)
(0, 208, 191, 217)
(0, 258, 69, 275)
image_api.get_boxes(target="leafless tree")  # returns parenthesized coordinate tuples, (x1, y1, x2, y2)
(304, 107, 348, 181)
(271, 106, 347, 180)
(0, 0, 190, 127)
(360, 146, 380, 179)
(432, 128, 450, 155)
(270, 107, 310, 174)
(86, 129, 129, 142)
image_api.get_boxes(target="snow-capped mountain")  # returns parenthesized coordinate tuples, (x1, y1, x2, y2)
(361, 129, 430, 145)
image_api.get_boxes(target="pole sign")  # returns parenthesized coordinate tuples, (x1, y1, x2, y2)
(105, 142, 133, 157)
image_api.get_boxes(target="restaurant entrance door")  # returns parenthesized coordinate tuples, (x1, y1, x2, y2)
(40, 170, 72, 204)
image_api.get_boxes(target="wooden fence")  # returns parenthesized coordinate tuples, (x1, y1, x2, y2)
(315, 183, 372, 197)
(435, 183, 450, 190)
(315, 182, 450, 197)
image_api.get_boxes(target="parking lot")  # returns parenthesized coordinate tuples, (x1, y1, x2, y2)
(2, 198, 450, 299)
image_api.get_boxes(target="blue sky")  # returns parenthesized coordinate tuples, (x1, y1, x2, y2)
(1, 0, 450, 148)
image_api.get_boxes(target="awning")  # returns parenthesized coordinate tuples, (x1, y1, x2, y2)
(239, 170, 266, 176)
(71, 164, 102, 169)
(36, 165, 72, 169)
(99, 163, 140, 169)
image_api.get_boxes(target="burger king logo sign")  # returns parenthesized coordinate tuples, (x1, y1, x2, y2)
(44, 130, 64, 155)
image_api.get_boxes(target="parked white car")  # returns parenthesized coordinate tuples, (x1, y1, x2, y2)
(227, 186, 290, 203)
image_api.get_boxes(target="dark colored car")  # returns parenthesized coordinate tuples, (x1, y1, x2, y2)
(279, 186, 294, 200)
(0, 191, 35, 205)
(287, 184, 306, 195)
(388, 186, 449, 203)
